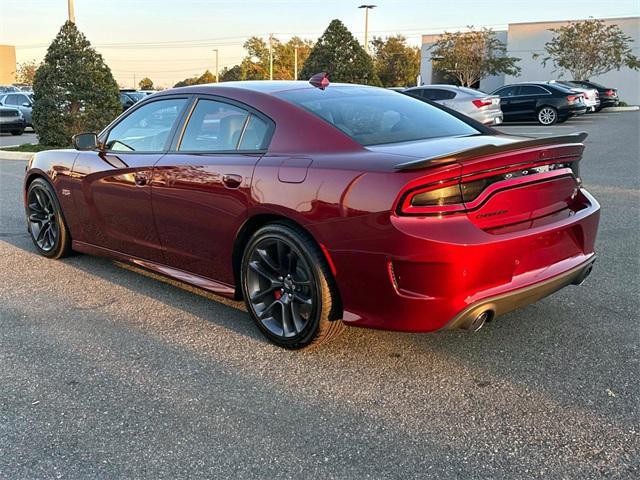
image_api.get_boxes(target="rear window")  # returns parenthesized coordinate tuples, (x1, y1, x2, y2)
(276, 86, 480, 146)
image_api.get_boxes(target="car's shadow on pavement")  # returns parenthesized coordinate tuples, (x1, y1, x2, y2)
(2, 232, 633, 424)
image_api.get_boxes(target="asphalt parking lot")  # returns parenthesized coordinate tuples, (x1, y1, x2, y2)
(0, 111, 638, 479)
(0, 130, 38, 148)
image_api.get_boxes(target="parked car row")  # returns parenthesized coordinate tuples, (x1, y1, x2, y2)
(397, 79, 619, 126)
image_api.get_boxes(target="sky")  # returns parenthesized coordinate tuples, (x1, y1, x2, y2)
(1, 0, 638, 88)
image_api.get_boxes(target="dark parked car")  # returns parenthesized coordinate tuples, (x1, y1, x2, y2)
(0, 106, 26, 135)
(491, 82, 587, 125)
(119, 89, 146, 110)
(566, 80, 619, 109)
(24, 79, 599, 349)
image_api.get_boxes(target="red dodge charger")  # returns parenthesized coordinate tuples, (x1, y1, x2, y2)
(24, 78, 600, 349)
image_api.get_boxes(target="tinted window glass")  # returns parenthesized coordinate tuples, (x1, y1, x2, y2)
(276, 87, 479, 146)
(106, 98, 187, 152)
(180, 99, 249, 151)
(239, 115, 270, 150)
(431, 89, 456, 100)
(494, 86, 516, 97)
(520, 85, 548, 95)
(5, 94, 19, 105)
(18, 94, 31, 105)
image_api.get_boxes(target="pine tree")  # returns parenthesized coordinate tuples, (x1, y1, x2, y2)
(33, 21, 121, 147)
(300, 19, 380, 85)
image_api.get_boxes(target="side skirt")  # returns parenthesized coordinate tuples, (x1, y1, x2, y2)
(72, 240, 236, 298)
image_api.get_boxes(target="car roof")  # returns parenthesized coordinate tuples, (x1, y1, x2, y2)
(169, 80, 372, 95)
(407, 84, 463, 91)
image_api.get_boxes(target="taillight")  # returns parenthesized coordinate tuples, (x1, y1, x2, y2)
(567, 95, 580, 103)
(605, 89, 615, 96)
(397, 162, 582, 215)
(472, 99, 492, 108)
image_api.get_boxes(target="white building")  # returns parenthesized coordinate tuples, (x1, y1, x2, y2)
(420, 17, 640, 104)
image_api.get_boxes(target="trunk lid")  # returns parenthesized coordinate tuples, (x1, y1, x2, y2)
(392, 133, 587, 232)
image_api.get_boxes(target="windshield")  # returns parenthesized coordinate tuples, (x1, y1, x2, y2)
(276, 86, 480, 146)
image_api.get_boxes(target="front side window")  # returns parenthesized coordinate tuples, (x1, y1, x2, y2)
(106, 98, 187, 152)
(5, 94, 19, 106)
(179, 99, 249, 152)
(277, 86, 479, 146)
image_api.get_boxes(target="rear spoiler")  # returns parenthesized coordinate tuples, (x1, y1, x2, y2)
(394, 132, 588, 171)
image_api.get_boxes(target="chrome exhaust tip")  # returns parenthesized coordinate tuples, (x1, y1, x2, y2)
(572, 263, 594, 286)
(467, 311, 492, 332)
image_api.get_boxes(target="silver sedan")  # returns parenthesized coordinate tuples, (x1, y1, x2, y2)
(403, 85, 503, 126)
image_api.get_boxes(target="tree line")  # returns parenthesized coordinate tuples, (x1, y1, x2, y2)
(28, 18, 639, 147)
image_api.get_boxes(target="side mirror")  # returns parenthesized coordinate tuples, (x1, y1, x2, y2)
(72, 132, 99, 151)
(22, 102, 31, 107)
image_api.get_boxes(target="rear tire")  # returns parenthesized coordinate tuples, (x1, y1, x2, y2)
(241, 223, 344, 349)
(537, 106, 558, 125)
(26, 178, 72, 259)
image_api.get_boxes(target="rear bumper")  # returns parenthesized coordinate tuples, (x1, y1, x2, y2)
(440, 256, 595, 330)
(0, 118, 25, 131)
(469, 109, 503, 125)
(600, 97, 619, 107)
(327, 188, 600, 332)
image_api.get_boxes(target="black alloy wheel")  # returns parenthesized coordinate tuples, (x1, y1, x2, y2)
(26, 178, 72, 258)
(241, 224, 344, 349)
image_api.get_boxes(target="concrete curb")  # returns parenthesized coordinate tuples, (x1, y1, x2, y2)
(602, 106, 639, 112)
(0, 150, 34, 161)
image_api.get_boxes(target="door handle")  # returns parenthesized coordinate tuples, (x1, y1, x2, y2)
(134, 172, 148, 186)
(222, 174, 243, 189)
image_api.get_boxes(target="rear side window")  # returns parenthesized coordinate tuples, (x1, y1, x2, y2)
(276, 87, 479, 146)
(429, 89, 456, 100)
(180, 99, 249, 152)
(106, 98, 187, 152)
(520, 85, 548, 95)
(239, 115, 270, 150)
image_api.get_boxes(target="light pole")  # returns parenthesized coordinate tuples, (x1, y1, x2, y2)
(213, 49, 219, 82)
(68, 0, 75, 23)
(358, 5, 376, 54)
(268, 34, 274, 80)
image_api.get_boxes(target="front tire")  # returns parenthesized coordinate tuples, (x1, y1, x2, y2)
(26, 178, 72, 259)
(537, 106, 558, 125)
(11, 129, 24, 136)
(241, 223, 344, 349)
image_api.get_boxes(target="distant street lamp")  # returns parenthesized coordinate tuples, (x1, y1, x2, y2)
(213, 49, 219, 82)
(358, 5, 376, 53)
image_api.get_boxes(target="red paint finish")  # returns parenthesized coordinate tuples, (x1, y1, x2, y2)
(25, 82, 600, 333)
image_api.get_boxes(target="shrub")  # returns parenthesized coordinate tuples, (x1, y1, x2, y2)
(33, 21, 121, 147)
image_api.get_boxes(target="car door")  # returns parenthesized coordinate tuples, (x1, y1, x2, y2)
(511, 85, 547, 119)
(71, 96, 190, 263)
(151, 96, 273, 285)
(493, 86, 519, 119)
